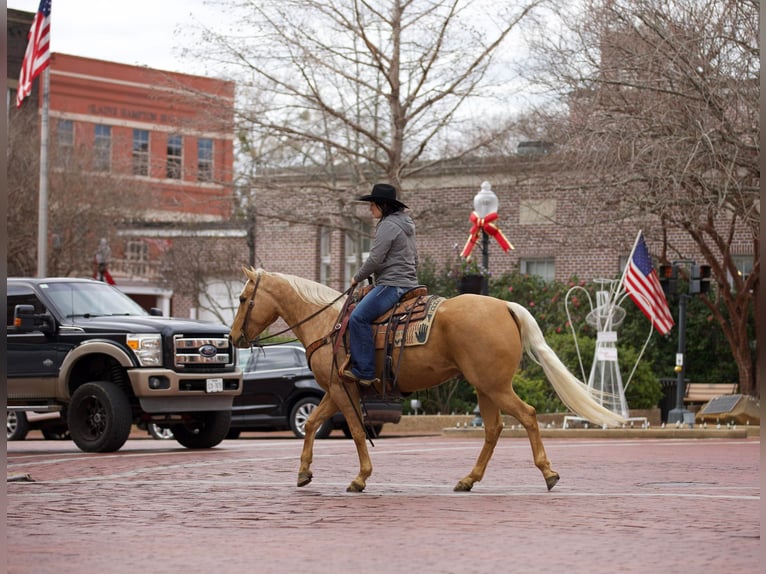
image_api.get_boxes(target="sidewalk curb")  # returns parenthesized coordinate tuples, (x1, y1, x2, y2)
(441, 426, 759, 439)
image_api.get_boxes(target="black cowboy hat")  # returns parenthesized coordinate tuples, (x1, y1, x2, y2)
(357, 183, 408, 209)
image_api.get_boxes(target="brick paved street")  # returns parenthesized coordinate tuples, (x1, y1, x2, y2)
(6, 433, 760, 574)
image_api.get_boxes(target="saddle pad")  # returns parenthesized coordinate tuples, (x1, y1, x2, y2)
(373, 295, 444, 349)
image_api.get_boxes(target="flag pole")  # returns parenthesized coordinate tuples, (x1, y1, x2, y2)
(37, 67, 49, 277)
(615, 229, 642, 296)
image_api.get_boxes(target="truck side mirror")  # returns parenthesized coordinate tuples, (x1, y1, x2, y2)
(14, 304, 54, 333)
(149, 308, 164, 316)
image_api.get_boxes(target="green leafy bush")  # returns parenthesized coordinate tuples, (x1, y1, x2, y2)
(412, 264, 737, 414)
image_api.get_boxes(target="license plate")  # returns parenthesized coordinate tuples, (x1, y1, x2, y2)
(206, 378, 223, 393)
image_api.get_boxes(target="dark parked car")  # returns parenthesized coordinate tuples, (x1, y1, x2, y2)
(227, 344, 402, 439)
(7, 410, 70, 441)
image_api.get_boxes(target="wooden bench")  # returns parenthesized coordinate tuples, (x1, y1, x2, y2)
(684, 383, 738, 405)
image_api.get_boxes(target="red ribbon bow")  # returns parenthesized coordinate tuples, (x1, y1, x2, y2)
(460, 211, 513, 258)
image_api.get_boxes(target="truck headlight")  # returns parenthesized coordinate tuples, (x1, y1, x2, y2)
(127, 334, 163, 366)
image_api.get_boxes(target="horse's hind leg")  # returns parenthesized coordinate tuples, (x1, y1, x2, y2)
(455, 391, 503, 492)
(297, 393, 337, 487)
(495, 389, 559, 490)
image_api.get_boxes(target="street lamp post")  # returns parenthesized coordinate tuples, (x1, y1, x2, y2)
(472, 181, 499, 296)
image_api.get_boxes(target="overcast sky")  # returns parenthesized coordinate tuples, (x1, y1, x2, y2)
(8, 0, 220, 75)
(8, 0, 545, 117)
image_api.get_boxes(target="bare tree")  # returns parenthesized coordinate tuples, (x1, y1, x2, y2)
(526, 0, 759, 395)
(158, 235, 246, 320)
(7, 109, 39, 276)
(7, 110, 142, 278)
(195, 0, 547, 194)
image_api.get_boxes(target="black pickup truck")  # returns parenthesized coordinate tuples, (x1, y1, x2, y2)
(6, 277, 242, 452)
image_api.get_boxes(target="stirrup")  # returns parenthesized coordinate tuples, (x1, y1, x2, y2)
(338, 355, 351, 380)
(341, 369, 379, 387)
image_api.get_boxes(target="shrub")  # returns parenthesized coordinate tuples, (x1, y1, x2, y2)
(410, 261, 738, 413)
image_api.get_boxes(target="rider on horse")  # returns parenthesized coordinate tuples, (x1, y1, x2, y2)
(344, 183, 419, 386)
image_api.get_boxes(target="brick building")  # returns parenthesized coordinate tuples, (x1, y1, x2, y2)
(249, 154, 754, 296)
(7, 8, 246, 321)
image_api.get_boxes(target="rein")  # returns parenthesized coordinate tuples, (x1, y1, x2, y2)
(239, 271, 352, 347)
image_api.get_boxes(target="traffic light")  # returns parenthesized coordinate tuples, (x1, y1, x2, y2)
(690, 264, 712, 294)
(659, 264, 677, 296)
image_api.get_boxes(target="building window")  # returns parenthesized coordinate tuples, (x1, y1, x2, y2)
(125, 240, 149, 277)
(55, 119, 74, 167)
(618, 254, 629, 275)
(319, 227, 332, 285)
(132, 129, 149, 176)
(520, 258, 555, 281)
(197, 138, 213, 182)
(93, 124, 111, 172)
(730, 254, 753, 284)
(166, 134, 183, 179)
(519, 199, 556, 224)
(344, 220, 372, 288)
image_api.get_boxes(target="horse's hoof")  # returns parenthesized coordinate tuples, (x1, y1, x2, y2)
(346, 480, 365, 493)
(297, 471, 313, 487)
(545, 472, 560, 491)
(454, 480, 473, 492)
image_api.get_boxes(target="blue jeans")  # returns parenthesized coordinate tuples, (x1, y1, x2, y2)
(348, 285, 406, 378)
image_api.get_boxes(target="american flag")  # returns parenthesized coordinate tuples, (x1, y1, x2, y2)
(623, 232, 675, 335)
(16, 0, 52, 108)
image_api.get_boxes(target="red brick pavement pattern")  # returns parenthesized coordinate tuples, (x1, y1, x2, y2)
(6, 435, 760, 574)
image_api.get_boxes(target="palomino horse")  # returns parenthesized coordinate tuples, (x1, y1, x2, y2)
(230, 267, 626, 493)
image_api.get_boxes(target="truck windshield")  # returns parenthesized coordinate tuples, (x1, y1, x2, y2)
(39, 282, 150, 319)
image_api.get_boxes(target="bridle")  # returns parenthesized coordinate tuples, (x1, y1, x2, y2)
(235, 270, 352, 348)
(235, 271, 262, 348)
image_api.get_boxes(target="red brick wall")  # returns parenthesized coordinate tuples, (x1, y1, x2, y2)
(250, 158, 753, 291)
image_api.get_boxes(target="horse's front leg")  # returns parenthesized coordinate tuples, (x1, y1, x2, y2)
(297, 393, 337, 487)
(329, 383, 372, 492)
(455, 391, 502, 492)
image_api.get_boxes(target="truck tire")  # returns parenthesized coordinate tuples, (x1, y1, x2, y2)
(289, 397, 333, 439)
(171, 410, 231, 449)
(68, 382, 133, 453)
(7, 410, 30, 441)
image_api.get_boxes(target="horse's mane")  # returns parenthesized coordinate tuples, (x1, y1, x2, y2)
(269, 270, 345, 310)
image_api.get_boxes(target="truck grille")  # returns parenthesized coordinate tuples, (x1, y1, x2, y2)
(173, 335, 232, 369)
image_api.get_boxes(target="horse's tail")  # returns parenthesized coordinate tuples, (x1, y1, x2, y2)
(508, 302, 627, 428)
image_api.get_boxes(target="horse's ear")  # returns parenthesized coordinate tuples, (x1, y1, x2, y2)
(242, 265, 257, 280)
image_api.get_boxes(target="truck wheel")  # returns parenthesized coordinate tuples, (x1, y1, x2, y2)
(68, 382, 133, 453)
(7, 410, 30, 441)
(289, 397, 333, 439)
(171, 410, 231, 449)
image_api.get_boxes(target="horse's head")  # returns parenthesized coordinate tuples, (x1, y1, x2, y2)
(230, 266, 280, 348)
